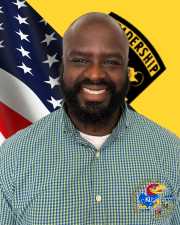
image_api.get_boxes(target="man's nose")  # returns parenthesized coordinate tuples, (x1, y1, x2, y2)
(83, 63, 106, 81)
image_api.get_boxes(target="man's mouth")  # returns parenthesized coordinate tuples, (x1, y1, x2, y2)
(82, 88, 106, 95)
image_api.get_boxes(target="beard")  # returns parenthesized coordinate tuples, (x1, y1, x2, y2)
(59, 64, 130, 131)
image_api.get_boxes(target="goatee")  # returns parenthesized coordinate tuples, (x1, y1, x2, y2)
(59, 65, 130, 131)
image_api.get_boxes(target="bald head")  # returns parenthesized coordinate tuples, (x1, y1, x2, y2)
(64, 12, 126, 37)
(63, 12, 129, 59)
(60, 12, 130, 133)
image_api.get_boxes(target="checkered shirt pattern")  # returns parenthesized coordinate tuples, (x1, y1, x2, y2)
(0, 101, 180, 224)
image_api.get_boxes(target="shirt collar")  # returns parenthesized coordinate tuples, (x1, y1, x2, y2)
(111, 100, 131, 137)
(60, 100, 133, 138)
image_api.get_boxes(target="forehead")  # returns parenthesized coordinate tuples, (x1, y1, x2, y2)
(63, 20, 129, 59)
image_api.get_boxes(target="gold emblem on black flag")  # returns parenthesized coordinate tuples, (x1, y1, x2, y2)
(109, 12, 166, 103)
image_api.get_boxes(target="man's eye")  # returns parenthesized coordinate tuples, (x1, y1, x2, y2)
(104, 61, 120, 65)
(73, 59, 87, 63)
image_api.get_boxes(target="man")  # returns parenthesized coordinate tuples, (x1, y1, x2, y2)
(0, 12, 179, 224)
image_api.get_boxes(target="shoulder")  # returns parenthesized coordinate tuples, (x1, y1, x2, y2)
(125, 108, 180, 149)
(0, 107, 66, 207)
(130, 108, 178, 136)
(1, 107, 64, 153)
(0, 107, 64, 187)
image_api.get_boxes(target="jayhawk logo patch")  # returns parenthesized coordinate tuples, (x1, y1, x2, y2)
(131, 179, 175, 220)
(138, 184, 166, 209)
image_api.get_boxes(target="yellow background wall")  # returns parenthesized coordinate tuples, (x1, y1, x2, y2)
(26, 0, 180, 137)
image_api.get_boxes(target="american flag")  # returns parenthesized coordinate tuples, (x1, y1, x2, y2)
(0, 0, 63, 145)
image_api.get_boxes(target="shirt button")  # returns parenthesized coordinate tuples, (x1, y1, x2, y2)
(96, 152, 100, 158)
(96, 195, 101, 201)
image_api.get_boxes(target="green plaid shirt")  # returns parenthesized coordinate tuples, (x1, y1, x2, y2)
(0, 101, 180, 224)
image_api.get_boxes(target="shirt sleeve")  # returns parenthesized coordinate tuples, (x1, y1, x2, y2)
(0, 140, 17, 224)
(0, 182, 16, 224)
(170, 176, 180, 224)
(171, 144, 180, 224)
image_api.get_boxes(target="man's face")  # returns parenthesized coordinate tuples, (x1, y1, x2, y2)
(60, 20, 130, 129)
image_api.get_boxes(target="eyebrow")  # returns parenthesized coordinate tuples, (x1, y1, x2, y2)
(70, 51, 92, 57)
(70, 51, 123, 59)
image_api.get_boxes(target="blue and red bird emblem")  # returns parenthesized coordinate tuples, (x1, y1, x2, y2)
(138, 184, 166, 209)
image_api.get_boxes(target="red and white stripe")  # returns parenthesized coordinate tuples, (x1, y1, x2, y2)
(0, 68, 50, 145)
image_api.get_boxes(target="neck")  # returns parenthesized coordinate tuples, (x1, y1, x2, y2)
(67, 106, 121, 136)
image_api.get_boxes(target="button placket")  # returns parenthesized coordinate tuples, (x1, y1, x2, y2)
(96, 152, 100, 158)
(96, 195, 101, 201)
(91, 150, 105, 224)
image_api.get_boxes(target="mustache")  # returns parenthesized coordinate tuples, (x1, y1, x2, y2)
(72, 78, 116, 91)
